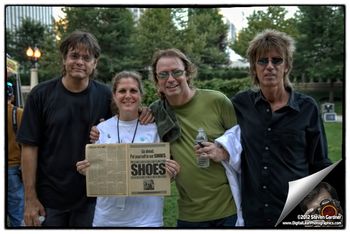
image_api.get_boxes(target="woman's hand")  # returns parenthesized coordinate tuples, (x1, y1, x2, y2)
(165, 159, 180, 180)
(76, 159, 90, 176)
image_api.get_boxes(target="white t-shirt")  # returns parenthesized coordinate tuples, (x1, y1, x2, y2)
(93, 116, 164, 227)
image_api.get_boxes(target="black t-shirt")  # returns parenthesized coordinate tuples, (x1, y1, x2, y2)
(17, 77, 112, 209)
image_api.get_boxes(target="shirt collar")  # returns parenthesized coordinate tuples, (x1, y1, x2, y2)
(287, 87, 300, 112)
(254, 87, 300, 112)
(253, 89, 264, 105)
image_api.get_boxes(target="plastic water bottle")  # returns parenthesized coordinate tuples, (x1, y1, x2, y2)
(195, 128, 210, 168)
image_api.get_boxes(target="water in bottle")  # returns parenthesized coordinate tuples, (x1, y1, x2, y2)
(195, 128, 210, 168)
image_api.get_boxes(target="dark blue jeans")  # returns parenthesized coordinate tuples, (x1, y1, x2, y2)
(177, 214, 237, 228)
(42, 199, 95, 227)
(7, 166, 24, 227)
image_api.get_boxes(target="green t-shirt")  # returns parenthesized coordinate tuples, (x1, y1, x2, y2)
(171, 89, 237, 222)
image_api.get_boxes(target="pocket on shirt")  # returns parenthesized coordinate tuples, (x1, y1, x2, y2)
(272, 128, 306, 154)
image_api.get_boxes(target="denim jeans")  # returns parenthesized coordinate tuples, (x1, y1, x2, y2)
(7, 166, 24, 227)
(177, 214, 237, 228)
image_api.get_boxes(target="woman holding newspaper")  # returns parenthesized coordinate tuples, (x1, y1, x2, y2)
(76, 71, 180, 227)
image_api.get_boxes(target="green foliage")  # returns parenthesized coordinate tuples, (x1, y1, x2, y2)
(5, 29, 16, 56)
(6, 17, 57, 84)
(10, 6, 344, 95)
(6, 7, 238, 84)
(37, 28, 61, 82)
(141, 77, 252, 107)
(197, 67, 249, 80)
(9, 17, 47, 60)
(142, 79, 158, 106)
(133, 7, 231, 75)
(194, 77, 251, 98)
(183, 8, 230, 67)
(164, 183, 179, 227)
(134, 8, 179, 68)
(324, 122, 343, 162)
(231, 6, 298, 58)
(293, 6, 344, 83)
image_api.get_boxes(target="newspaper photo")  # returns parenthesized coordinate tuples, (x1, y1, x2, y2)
(85, 143, 171, 197)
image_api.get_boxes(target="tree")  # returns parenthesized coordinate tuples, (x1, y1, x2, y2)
(5, 30, 16, 57)
(133, 8, 180, 70)
(133, 7, 231, 79)
(6, 17, 55, 84)
(38, 28, 61, 82)
(231, 6, 298, 59)
(184, 8, 230, 68)
(294, 6, 344, 102)
(294, 6, 344, 82)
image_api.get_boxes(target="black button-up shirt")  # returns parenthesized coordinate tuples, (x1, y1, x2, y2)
(232, 88, 332, 227)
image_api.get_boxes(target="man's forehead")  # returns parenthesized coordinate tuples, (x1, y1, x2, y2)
(68, 44, 91, 54)
(257, 48, 282, 58)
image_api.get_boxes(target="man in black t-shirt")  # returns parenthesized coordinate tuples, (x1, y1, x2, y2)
(17, 31, 112, 227)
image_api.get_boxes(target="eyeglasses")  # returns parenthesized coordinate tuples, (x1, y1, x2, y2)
(157, 70, 185, 79)
(320, 198, 333, 206)
(68, 52, 94, 62)
(256, 57, 284, 66)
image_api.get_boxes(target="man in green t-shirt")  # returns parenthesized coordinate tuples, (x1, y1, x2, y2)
(149, 48, 242, 227)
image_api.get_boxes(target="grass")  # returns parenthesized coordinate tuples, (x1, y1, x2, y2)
(163, 183, 179, 227)
(163, 121, 344, 227)
(324, 122, 343, 162)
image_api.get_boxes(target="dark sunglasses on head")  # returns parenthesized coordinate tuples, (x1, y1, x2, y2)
(157, 70, 185, 79)
(257, 57, 284, 66)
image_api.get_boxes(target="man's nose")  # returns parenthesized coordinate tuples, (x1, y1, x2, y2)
(265, 60, 275, 69)
(167, 73, 177, 81)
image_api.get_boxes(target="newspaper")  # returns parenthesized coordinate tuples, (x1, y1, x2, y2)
(85, 143, 171, 197)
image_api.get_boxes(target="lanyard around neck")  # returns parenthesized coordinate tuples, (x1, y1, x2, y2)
(117, 117, 139, 143)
